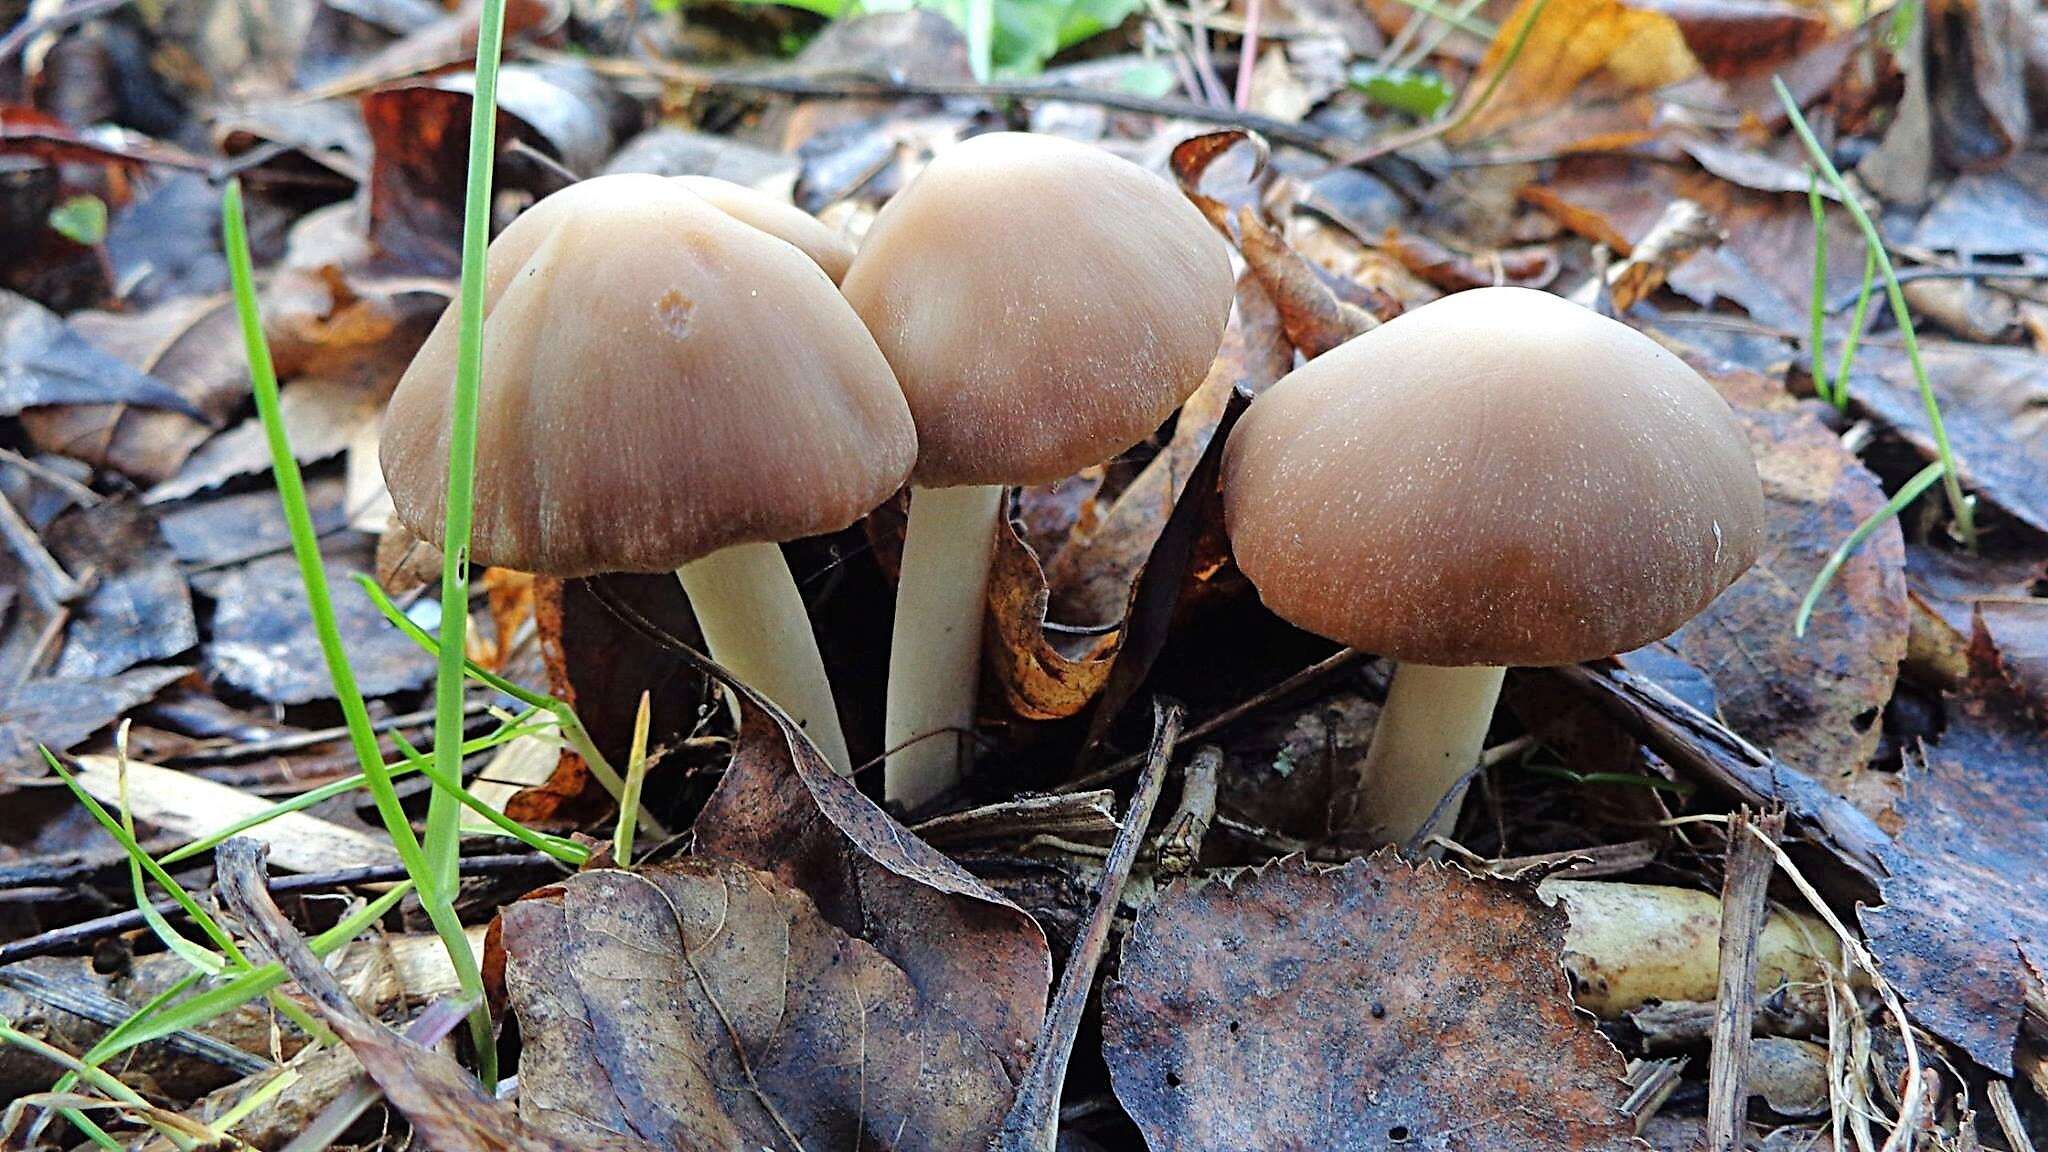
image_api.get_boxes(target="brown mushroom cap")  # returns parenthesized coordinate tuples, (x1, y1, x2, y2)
(380, 173, 916, 577)
(840, 132, 1233, 488)
(1223, 287, 1765, 667)
(670, 175, 856, 284)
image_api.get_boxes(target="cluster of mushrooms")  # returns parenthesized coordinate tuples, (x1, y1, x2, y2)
(379, 131, 1766, 846)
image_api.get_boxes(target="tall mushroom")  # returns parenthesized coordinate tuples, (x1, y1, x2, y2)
(841, 132, 1233, 809)
(381, 174, 915, 773)
(1223, 287, 1764, 844)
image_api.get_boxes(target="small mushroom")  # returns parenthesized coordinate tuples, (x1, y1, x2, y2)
(841, 131, 1233, 809)
(381, 174, 915, 772)
(1223, 287, 1764, 844)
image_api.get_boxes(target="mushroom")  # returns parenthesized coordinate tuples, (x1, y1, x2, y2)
(381, 173, 915, 773)
(1222, 287, 1764, 844)
(841, 132, 1233, 809)
(668, 175, 856, 284)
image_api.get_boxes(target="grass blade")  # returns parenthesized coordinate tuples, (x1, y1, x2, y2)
(1796, 460, 1947, 637)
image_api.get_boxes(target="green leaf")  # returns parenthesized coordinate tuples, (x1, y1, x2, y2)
(47, 195, 107, 245)
(1350, 66, 1455, 118)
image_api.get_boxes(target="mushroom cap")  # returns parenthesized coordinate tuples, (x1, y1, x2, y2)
(380, 173, 916, 577)
(670, 175, 856, 284)
(840, 132, 1234, 488)
(1222, 287, 1765, 667)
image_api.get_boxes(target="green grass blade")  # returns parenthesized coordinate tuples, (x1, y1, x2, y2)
(220, 179, 490, 1081)
(1775, 76, 1975, 548)
(1834, 243, 1878, 390)
(612, 693, 653, 867)
(388, 730, 591, 865)
(1796, 460, 1947, 637)
(1805, 174, 1837, 407)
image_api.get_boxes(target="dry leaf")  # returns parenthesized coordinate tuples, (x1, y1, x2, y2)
(1102, 855, 1639, 1151)
(497, 860, 1019, 1151)
(1860, 617, 2048, 1074)
(146, 379, 381, 506)
(1448, 0, 1697, 145)
(987, 509, 1120, 721)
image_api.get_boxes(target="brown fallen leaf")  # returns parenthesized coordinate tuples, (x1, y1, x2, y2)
(1859, 615, 2048, 1075)
(693, 700, 1052, 1073)
(1625, 362, 1908, 816)
(144, 379, 381, 506)
(1927, 0, 2031, 171)
(499, 859, 1019, 1152)
(987, 507, 1120, 721)
(1376, 229, 1561, 292)
(1634, 0, 1831, 80)
(1102, 854, 1639, 1151)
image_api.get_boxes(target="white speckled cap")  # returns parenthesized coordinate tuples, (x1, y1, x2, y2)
(1222, 287, 1765, 667)
(840, 132, 1234, 488)
(381, 174, 915, 577)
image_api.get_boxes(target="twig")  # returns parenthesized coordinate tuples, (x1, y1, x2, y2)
(1060, 648, 1364, 793)
(0, 853, 560, 965)
(574, 52, 1349, 157)
(1621, 1057, 1687, 1133)
(0, 965, 273, 1077)
(166, 700, 493, 765)
(1986, 1081, 2036, 1152)
(1707, 808, 1785, 1152)
(0, 448, 101, 507)
(1155, 744, 1220, 877)
(995, 701, 1183, 1152)
(1233, 0, 1263, 109)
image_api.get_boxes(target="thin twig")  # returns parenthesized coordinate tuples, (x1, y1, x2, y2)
(995, 702, 1183, 1152)
(0, 853, 560, 965)
(1155, 744, 1220, 877)
(0, 966, 273, 1077)
(571, 51, 1349, 156)
(1707, 808, 1784, 1152)
(0, 448, 102, 507)
(0, 490, 82, 605)
(1060, 648, 1364, 793)
(166, 701, 494, 766)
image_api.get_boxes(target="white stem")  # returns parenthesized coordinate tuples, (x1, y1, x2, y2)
(1354, 663, 1506, 845)
(676, 542, 850, 773)
(884, 483, 1003, 810)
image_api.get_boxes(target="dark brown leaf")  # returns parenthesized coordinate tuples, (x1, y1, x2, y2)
(1102, 855, 1639, 1151)
(694, 701, 1052, 1075)
(1847, 341, 2048, 536)
(47, 500, 198, 678)
(1859, 619, 2048, 1074)
(0, 665, 187, 769)
(499, 859, 1018, 1151)
(987, 507, 1119, 721)
(0, 290, 201, 419)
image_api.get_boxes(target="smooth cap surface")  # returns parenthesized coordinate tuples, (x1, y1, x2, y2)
(381, 174, 916, 577)
(841, 132, 1233, 488)
(1223, 287, 1765, 667)
(671, 175, 856, 283)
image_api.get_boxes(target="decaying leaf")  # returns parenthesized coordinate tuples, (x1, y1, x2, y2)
(145, 378, 382, 506)
(1847, 341, 2048, 536)
(1860, 618, 2048, 1074)
(694, 702, 1052, 1074)
(0, 665, 187, 769)
(1627, 366, 1908, 812)
(497, 860, 1019, 1152)
(46, 500, 198, 679)
(1102, 855, 1639, 1151)
(0, 290, 201, 419)
(202, 552, 434, 705)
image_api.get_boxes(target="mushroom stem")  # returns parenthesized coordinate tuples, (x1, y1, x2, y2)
(884, 482, 1004, 809)
(676, 542, 851, 773)
(1354, 662, 1506, 844)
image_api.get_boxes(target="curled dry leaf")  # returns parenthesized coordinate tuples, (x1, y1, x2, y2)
(1625, 363, 1908, 815)
(498, 859, 1019, 1152)
(1102, 855, 1639, 1152)
(693, 701, 1052, 1074)
(1859, 617, 2048, 1075)
(1376, 230, 1561, 293)
(987, 510, 1120, 721)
